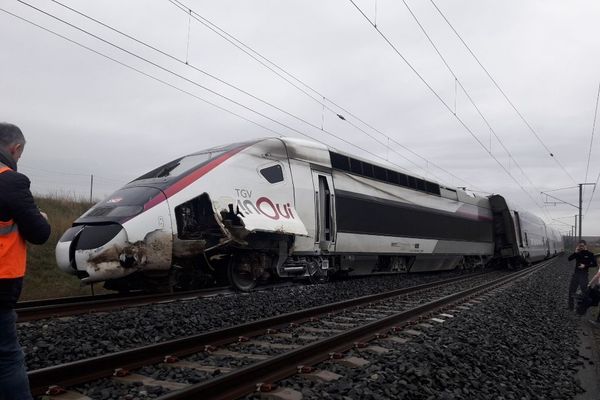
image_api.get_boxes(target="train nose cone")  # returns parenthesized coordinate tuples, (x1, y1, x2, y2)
(73, 224, 130, 283)
(56, 224, 131, 282)
(56, 226, 84, 275)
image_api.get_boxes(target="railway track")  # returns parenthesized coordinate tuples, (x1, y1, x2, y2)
(15, 272, 459, 323)
(16, 286, 234, 322)
(29, 260, 555, 400)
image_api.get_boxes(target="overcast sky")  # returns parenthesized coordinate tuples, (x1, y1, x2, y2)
(1, 0, 599, 236)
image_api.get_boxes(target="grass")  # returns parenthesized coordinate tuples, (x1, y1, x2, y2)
(20, 194, 104, 300)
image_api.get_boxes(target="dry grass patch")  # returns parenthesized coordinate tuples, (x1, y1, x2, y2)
(21, 194, 111, 300)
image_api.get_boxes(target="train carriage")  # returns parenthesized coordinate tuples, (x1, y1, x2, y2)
(56, 137, 563, 291)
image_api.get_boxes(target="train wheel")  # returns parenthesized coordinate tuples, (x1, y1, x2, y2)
(228, 253, 258, 291)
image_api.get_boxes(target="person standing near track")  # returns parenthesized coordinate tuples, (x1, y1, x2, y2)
(0, 122, 51, 400)
(567, 239, 597, 311)
(587, 264, 600, 325)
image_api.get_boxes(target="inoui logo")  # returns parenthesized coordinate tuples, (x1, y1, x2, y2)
(235, 189, 295, 221)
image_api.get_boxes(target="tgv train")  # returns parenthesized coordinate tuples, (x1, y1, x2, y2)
(56, 137, 564, 291)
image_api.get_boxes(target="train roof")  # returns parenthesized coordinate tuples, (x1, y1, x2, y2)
(277, 137, 489, 205)
(173, 136, 488, 205)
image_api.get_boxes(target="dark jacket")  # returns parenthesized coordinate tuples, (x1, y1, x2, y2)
(567, 250, 597, 273)
(0, 149, 51, 309)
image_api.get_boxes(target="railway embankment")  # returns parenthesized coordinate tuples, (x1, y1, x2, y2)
(20, 257, 600, 399)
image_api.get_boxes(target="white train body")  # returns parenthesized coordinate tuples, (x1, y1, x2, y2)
(56, 138, 564, 291)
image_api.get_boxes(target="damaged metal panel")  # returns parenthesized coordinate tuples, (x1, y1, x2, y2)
(78, 229, 172, 283)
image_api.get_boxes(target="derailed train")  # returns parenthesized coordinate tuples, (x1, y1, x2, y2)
(56, 137, 564, 291)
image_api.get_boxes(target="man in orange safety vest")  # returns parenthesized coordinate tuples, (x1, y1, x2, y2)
(0, 122, 51, 400)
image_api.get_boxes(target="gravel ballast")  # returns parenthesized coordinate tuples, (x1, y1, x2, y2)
(269, 257, 591, 399)
(20, 271, 482, 370)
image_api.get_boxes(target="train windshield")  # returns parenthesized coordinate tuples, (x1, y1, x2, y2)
(134, 152, 222, 181)
(132, 140, 257, 182)
(77, 186, 164, 222)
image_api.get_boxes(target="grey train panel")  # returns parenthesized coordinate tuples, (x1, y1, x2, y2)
(432, 240, 493, 255)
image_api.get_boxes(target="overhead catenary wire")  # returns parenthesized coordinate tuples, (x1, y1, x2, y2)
(584, 83, 600, 185)
(347, 0, 549, 217)
(0, 7, 283, 139)
(6, 1, 445, 187)
(399, 0, 551, 219)
(428, 0, 578, 185)
(9, 1, 380, 165)
(583, 82, 600, 216)
(167, 0, 483, 190)
(41, 0, 447, 183)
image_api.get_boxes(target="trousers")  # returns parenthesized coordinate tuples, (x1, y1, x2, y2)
(568, 270, 589, 310)
(0, 310, 31, 400)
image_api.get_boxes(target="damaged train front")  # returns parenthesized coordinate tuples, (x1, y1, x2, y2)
(56, 185, 173, 291)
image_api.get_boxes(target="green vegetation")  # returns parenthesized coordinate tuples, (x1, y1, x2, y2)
(20, 195, 104, 300)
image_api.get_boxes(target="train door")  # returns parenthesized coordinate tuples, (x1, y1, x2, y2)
(514, 211, 524, 247)
(312, 170, 336, 252)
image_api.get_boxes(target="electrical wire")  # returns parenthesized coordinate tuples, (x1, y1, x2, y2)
(428, 0, 577, 185)
(0, 8, 283, 138)
(399, 0, 551, 219)
(347, 0, 549, 216)
(167, 0, 483, 190)
(584, 83, 600, 184)
(5, 2, 441, 187)
(42, 0, 447, 183)
(583, 83, 600, 216)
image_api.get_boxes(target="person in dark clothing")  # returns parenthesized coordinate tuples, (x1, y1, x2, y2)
(567, 239, 597, 310)
(586, 264, 600, 325)
(0, 122, 51, 400)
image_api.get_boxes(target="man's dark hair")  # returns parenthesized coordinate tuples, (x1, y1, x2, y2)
(0, 122, 26, 147)
(579, 239, 587, 245)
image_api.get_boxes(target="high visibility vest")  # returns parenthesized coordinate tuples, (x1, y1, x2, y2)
(0, 166, 27, 279)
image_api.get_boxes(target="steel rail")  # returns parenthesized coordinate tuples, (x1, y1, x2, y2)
(26, 272, 479, 395)
(16, 286, 232, 322)
(157, 260, 552, 400)
(17, 292, 143, 308)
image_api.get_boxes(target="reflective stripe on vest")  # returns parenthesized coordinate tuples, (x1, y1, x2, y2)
(0, 223, 17, 235)
(0, 166, 27, 279)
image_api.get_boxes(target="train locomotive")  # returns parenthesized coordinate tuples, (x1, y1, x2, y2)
(56, 137, 564, 291)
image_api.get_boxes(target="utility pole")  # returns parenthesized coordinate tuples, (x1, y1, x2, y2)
(542, 183, 595, 242)
(90, 174, 94, 203)
(579, 184, 583, 241)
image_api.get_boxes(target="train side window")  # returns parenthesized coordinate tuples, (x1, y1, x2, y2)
(349, 158, 363, 174)
(373, 165, 387, 181)
(387, 170, 399, 184)
(398, 173, 408, 187)
(363, 163, 374, 178)
(260, 164, 284, 184)
(426, 182, 441, 195)
(330, 152, 350, 171)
